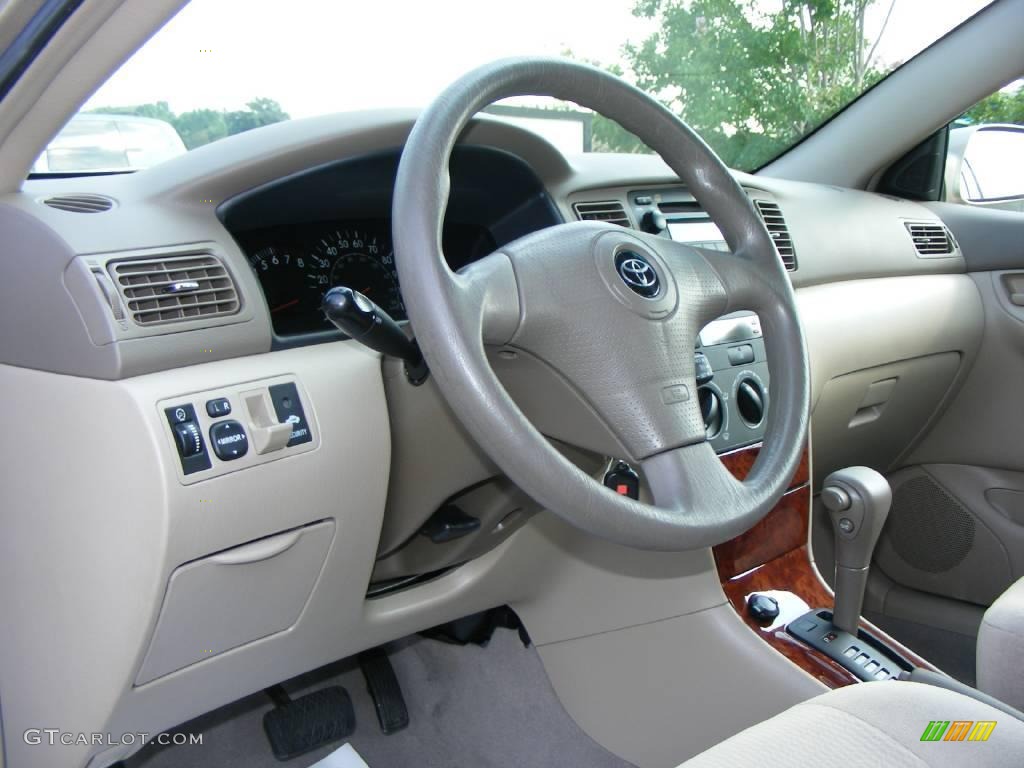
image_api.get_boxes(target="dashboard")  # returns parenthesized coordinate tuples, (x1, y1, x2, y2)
(222, 145, 560, 339)
(2, 104, 982, 768)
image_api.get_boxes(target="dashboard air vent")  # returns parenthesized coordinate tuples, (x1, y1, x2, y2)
(42, 193, 114, 213)
(110, 254, 240, 326)
(904, 221, 954, 256)
(573, 200, 631, 228)
(753, 199, 797, 270)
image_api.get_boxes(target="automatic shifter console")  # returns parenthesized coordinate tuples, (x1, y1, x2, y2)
(786, 467, 909, 680)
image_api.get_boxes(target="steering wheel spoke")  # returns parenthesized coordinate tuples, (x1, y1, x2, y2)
(450, 251, 521, 346)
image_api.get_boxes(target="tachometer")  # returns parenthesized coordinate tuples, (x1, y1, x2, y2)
(312, 228, 406, 320)
(248, 246, 320, 335)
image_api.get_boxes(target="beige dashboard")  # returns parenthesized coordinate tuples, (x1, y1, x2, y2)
(0, 112, 984, 768)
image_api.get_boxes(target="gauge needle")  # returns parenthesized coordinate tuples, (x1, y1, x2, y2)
(271, 299, 300, 313)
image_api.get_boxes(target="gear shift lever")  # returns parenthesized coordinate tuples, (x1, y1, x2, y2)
(821, 467, 892, 634)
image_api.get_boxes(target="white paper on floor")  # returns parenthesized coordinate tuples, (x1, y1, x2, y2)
(309, 743, 370, 768)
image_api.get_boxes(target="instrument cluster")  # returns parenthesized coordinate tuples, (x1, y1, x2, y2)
(238, 219, 495, 336)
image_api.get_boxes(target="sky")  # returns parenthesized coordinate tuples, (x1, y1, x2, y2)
(85, 0, 995, 119)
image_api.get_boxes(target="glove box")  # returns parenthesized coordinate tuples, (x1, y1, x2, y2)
(135, 520, 334, 684)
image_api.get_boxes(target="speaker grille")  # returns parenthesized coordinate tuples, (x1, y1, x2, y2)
(889, 475, 974, 573)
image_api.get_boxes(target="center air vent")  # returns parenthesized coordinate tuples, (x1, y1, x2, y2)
(904, 221, 955, 257)
(43, 193, 115, 213)
(753, 199, 797, 271)
(111, 254, 240, 326)
(573, 200, 631, 228)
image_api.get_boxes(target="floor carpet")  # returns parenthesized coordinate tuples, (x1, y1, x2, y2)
(126, 628, 636, 768)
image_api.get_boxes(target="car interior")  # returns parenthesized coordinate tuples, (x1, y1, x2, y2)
(2, 0, 1024, 766)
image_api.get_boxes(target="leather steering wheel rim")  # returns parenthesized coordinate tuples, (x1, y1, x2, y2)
(392, 57, 809, 551)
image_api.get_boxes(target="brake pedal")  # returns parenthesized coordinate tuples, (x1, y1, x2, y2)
(359, 647, 410, 734)
(263, 684, 355, 760)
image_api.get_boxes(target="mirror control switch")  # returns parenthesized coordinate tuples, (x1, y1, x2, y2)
(206, 398, 231, 417)
(210, 420, 249, 461)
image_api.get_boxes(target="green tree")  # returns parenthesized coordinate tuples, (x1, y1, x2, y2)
(593, 0, 890, 169)
(94, 100, 176, 124)
(225, 98, 291, 135)
(88, 98, 291, 150)
(962, 84, 1024, 126)
(173, 108, 229, 149)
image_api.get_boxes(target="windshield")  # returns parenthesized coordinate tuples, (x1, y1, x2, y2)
(37, 0, 991, 174)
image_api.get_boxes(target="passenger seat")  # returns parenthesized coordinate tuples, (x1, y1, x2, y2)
(978, 576, 1024, 711)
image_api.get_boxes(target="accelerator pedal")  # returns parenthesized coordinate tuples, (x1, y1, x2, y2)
(359, 647, 410, 734)
(263, 684, 355, 760)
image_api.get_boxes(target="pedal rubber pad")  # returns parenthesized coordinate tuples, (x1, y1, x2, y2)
(263, 685, 355, 760)
(359, 647, 410, 734)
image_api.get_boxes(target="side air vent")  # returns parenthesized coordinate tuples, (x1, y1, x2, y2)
(42, 193, 115, 213)
(904, 221, 955, 257)
(753, 199, 797, 270)
(110, 254, 240, 326)
(573, 200, 631, 228)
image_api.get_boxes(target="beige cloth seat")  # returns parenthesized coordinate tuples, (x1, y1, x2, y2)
(978, 575, 1024, 712)
(678, 680, 1024, 767)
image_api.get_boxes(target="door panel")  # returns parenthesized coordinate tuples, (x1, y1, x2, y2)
(875, 465, 1020, 607)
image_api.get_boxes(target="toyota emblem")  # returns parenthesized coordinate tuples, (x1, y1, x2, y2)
(615, 252, 660, 298)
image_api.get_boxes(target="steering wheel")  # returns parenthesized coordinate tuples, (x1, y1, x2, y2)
(392, 58, 809, 551)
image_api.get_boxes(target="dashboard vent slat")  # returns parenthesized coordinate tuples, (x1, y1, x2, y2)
(110, 254, 240, 326)
(904, 221, 955, 256)
(573, 200, 631, 228)
(42, 193, 115, 213)
(753, 199, 797, 271)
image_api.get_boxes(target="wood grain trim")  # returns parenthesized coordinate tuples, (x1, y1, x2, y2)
(714, 485, 809, 580)
(719, 442, 809, 488)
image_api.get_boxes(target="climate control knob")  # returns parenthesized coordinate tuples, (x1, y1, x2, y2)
(698, 385, 725, 439)
(736, 376, 766, 426)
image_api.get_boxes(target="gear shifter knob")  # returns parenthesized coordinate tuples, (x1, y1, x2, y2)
(822, 466, 892, 634)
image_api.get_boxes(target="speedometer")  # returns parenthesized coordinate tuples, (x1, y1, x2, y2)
(312, 228, 406, 320)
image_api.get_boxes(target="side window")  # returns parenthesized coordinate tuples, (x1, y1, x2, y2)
(948, 80, 1024, 212)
